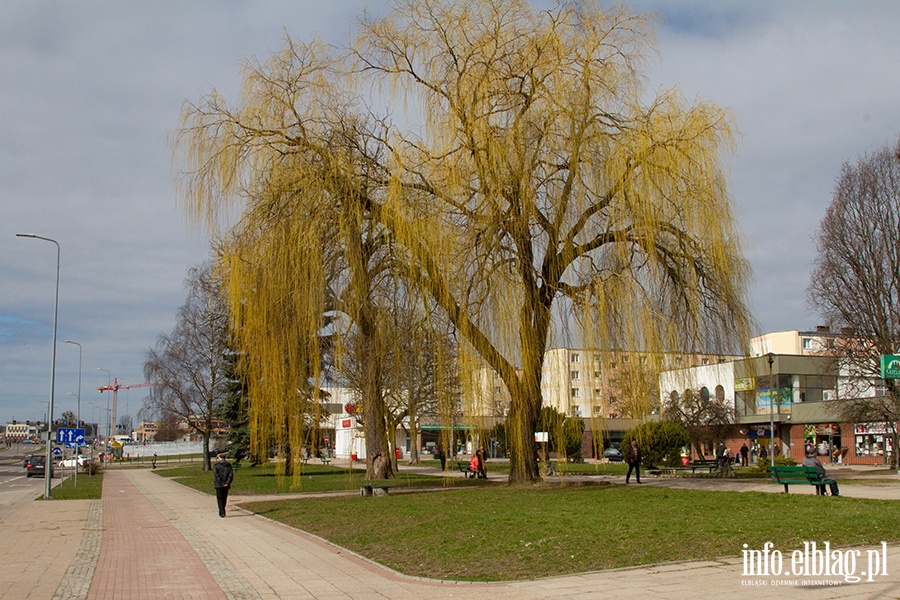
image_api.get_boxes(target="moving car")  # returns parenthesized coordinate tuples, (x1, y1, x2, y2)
(25, 455, 53, 478)
(603, 447, 624, 462)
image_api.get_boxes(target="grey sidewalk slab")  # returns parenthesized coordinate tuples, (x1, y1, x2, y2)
(0, 498, 92, 600)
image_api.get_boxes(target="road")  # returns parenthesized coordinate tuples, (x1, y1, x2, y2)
(0, 448, 54, 522)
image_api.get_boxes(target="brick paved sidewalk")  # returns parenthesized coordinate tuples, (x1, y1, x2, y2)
(87, 471, 227, 599)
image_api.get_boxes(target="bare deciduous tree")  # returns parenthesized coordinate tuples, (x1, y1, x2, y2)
(144, 262, 230, 470)
(808, 136, 900, 469)
(663, 387, 735, 460)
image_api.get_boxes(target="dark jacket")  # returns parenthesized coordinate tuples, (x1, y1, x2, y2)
(213, 459, 234, 488)
(625, 443, 641, 465)
(802, 456, 827, 479)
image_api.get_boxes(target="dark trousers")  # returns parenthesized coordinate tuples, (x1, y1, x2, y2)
(216, 486, 229, 515)
(626, 462, 641, 483)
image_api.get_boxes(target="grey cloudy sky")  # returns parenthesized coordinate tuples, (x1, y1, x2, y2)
(2, 1, 899, 426)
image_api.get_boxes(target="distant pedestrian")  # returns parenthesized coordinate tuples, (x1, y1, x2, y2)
(739, 443, 749, 467)
(151, 453, 157, 469)
(625, 440, 642, 484)
(436, 446, 446, 471)
(468, 452, 480, 479)
(759, 445, 768, 462)
(213, 453, 234, 517)
(476, 448, 487, 479)
(715, 442, 726, 468)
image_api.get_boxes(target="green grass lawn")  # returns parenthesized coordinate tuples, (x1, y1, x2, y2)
(47, 472, 104, 500)
(241, 483, 900, 581)
(153, 462, 900, 582)
(158, 462, 487, 495)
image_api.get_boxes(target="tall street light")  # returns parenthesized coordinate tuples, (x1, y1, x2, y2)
(97, 368, 111, 454)
(16, 233, 60, 500)
(768, 353, 776, 465)
(64, 340, 82, 487)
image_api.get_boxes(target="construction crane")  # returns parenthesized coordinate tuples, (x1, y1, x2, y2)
(97, 378, 160, 437)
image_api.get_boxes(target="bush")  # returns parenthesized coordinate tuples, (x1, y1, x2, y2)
(751, 455, 796, 474)
(621, 420, 690, 468)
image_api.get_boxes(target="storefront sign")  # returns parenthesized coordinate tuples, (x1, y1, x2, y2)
(880, 355, 900, 379)
(734, 377, 754, 391)
(755, 388, 791, 415)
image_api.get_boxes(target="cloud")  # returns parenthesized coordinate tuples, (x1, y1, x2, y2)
(2, 1, 899, 424)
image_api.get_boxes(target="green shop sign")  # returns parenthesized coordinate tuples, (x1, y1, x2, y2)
(880, 355, 900, 379)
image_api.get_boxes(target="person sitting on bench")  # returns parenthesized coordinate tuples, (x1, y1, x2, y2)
(802, 451, 840, 496)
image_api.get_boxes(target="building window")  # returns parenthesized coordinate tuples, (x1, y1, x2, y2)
(571, 388, 580, 398)
(571, 370, 580, 380)
(571, 353, 580, 363)
(701, 358, 710, 366)
(593, 371, 600, 378)
(802, 338, 812, 350)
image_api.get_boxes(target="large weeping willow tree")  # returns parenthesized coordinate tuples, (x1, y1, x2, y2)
(174, 0, 752, 484)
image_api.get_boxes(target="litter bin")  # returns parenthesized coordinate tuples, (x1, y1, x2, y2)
(395, 447, 402, 459)
(681, 455, 690, 466)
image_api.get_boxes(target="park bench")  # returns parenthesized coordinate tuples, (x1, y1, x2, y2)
(683, 459, 718, 473)
(770, 465, 826, 494)
(319, 456, 331, 466)
(457, 461, 476, 478)
(664, 459, 718, 476)
(359, 484, 389, 497)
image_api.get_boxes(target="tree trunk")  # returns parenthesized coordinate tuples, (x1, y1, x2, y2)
(360, 314, 393, 480)
(202, 433, 211, 471)
(408, 412, 420, 465)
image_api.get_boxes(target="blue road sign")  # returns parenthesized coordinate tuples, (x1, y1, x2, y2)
(56, 427, 86, 445)
(52, 446, 62, 456)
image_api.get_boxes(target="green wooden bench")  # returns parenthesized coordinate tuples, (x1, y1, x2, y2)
(457, 461, 476, 478)
(670, 459, 718, 475)
(685, 459, 718, 473)
(770, 465, 826, 494)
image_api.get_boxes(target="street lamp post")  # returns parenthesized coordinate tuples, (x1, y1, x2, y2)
(768, 353, 776, 465)
(64, 340, 82, 487)
(16, 233, 60, 500)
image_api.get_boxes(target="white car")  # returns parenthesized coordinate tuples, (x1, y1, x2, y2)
(58, 456, 90, 468)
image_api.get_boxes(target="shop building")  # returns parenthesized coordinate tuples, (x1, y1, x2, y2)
(659, 329, 896, 466)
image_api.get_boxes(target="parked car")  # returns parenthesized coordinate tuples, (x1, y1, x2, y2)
(58, 456, 90, 469)
(603, 447, 624, 462)
(25, 455, 53, 478)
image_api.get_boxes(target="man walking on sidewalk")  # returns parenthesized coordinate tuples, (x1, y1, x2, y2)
(625, 439, 642, 484)
(213, 453, 234, 517)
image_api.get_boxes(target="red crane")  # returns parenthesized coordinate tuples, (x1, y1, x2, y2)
(97, 378, 160, 436)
